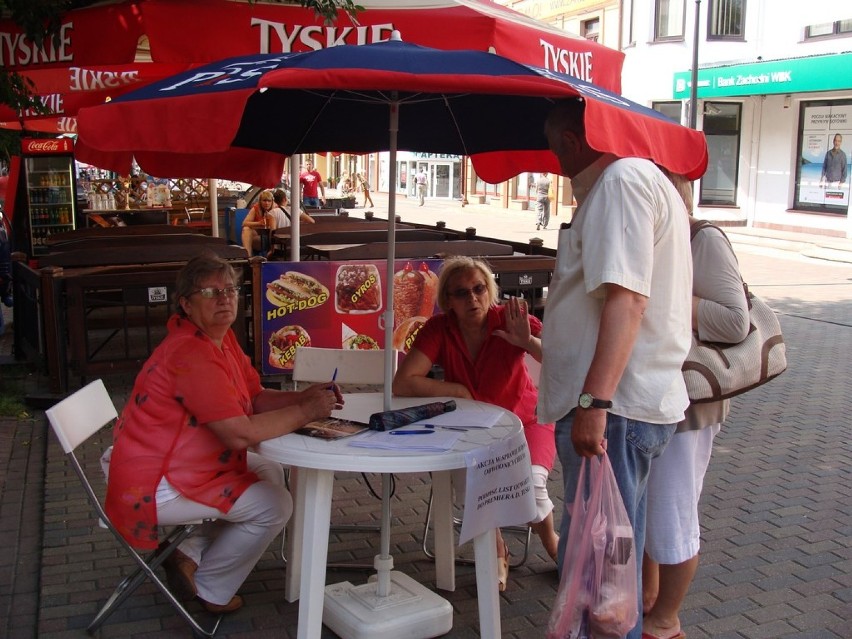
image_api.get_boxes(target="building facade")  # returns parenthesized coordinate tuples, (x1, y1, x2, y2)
(489, 1, 621, 216)
(620, 1, 852, 237)
(501, 0, 852, 237)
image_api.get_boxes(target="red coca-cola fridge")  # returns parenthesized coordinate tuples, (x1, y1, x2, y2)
(17, 137, 78, 257)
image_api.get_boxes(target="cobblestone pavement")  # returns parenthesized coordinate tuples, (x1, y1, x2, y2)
(1, 205, 851, 638)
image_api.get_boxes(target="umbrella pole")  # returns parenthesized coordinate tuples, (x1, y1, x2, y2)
(208, 178, 220, 237)
(291, 155, 301, 262)
(375, 96, 400, 599)
(323, 89, 450, 638)
(382, 100, 398, 412)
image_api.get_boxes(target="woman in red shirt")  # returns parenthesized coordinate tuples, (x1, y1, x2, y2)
(393, 256, 558, 591)
(104, 254, 341, 614)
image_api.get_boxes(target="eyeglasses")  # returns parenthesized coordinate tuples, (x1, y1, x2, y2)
(190, 286, 241, 299)
(448, 283, 488, 299)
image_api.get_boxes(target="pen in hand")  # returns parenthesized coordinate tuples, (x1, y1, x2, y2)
(329, 367, 338, 390)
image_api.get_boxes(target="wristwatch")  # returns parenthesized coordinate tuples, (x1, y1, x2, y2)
(578, 392, 613, 410)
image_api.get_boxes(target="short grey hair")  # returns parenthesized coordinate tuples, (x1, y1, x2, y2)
(436, 256, 499, 312)
(175, 253, 239, 316)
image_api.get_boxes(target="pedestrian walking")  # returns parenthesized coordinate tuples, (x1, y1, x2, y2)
(416, 168, 428, 206)
(299, 159, 326, 208)
(356, 171, 374, 208)
(534, 172, 552, 230)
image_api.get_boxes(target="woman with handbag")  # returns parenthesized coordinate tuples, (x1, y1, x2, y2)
(641, 175, 750, 639)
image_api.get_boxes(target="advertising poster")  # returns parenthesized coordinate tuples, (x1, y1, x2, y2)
(262, 259, 442, 374)
(796, 103, 851, 214)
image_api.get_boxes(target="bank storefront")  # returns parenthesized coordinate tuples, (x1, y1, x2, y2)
(674, 52, 852, 238)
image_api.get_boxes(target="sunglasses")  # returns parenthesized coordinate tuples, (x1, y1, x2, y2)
(191, 286, 241, 299)
(448, 283, 488, 299)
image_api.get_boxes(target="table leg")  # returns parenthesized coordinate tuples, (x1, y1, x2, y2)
(296, 467, 334, 639)
(285, 467, 304, 602)
(432, 470, 455, 591)
(473, 527, 501, 638)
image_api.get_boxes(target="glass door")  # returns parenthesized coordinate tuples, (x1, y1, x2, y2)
(433, 163, 451, 198)
(25, 155, 76, 255)
(699, 102, 742, 207)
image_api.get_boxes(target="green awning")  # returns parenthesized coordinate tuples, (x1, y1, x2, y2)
(673, 52, 852, 99)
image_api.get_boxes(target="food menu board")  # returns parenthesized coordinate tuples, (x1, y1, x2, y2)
(261, 259, 443, 374)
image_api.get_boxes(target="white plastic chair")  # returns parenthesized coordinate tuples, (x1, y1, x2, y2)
(292, 345, 392, 390)
(291, 346, 396, 568)
(45, 379, 221, 637)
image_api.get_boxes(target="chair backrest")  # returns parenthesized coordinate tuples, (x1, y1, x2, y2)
(185, 207, 208, 222)
(227, 208, 250, 244)
(292, 346, 395, 389)
(45, 379, 118, 454)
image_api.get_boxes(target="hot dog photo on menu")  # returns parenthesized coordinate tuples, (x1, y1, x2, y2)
(266, 271, 329, 311)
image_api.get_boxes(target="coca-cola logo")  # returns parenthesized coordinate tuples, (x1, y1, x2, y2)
(22, 138, 72, 154)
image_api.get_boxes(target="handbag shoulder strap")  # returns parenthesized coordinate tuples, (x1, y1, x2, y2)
(690, 219, 729, 243)
(688, 219, 750, 305)
(689, 219, 741, 258)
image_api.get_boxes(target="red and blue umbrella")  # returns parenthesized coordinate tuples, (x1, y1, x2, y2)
(77, 33, 708, 405)
(77, 36, 707, 185)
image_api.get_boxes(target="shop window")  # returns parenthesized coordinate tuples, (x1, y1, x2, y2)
(514, 173, 532, 202)
(622, 0, 636, 47)
(699, 102, 741, 207)
(654, 0, 685, 41)
(708, 0, 745, 40)
(652, 101, 683, 123)
(474, 175, 500, 198)
(805, 18, 852, 39)
(399, 161, 409, 195)
(793, 100, 851, 215)
(582, 18, 600, 42)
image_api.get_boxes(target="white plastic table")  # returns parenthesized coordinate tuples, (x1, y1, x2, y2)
(255, 393, 522, 639)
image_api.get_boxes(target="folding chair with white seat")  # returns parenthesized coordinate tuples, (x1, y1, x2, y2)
(421, 352, 538, 567)
(291, 346, 395, 568)
(45, 379, 221, 637)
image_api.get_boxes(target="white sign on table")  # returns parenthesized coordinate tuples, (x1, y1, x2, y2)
(459, 429, 536, 545)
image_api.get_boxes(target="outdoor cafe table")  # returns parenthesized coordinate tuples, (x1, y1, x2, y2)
(83, 207, 188, 226)
(254, 393, 523, 639)
(303, 239, 514, 261)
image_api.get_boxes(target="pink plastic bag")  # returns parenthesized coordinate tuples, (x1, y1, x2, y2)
(546, 454, 638, 639)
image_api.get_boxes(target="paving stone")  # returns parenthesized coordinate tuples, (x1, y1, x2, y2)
(3, 227, 852, 637)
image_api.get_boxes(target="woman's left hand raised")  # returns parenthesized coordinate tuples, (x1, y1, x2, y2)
(493, 297, 531, 348)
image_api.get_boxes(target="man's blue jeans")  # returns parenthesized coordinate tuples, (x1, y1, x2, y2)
(555, 411, 676, 639)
